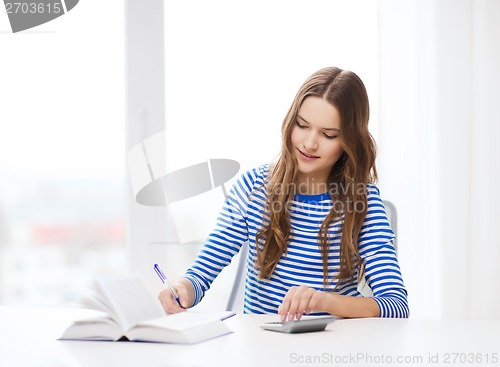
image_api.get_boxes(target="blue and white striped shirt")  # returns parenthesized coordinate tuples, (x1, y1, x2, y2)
(185, 164, 409, 318)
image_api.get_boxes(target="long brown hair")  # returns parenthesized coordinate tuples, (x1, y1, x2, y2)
(255, 67, 377, 289)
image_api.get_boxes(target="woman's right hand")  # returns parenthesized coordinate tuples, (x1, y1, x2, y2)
(158, 281, 190, 314)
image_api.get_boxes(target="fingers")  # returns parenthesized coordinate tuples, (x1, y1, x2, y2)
(278, 285, 318, 321)
(286, 289, 309, 321)
(158, 283, 187, 314)
(175, 282, 189, 309)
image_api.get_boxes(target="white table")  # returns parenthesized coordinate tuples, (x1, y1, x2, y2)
(1, 306, 499, 367)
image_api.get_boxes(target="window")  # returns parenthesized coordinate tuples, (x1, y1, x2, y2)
(0, 2, 126, 306)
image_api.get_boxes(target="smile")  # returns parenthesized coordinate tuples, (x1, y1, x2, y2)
(298, 149, 319, 160)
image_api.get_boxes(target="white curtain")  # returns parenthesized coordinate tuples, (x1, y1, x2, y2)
(378, 0, 500, 319)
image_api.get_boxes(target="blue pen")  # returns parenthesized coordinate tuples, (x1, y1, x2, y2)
(153, 263, 185, 308)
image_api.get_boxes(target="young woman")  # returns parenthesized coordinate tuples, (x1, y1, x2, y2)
(159, 67, 409, 320)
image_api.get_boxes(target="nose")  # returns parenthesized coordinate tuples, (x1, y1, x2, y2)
(303, 131, 319, 151)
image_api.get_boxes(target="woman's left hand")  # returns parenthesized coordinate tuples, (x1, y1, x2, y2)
(278, 285, 327, 321)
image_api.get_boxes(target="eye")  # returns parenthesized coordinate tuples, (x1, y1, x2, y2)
(295, 120, 307, 129)
(323, 133, 337, 140)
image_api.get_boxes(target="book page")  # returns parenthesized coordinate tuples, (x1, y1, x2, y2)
(136, 311, 236, 332)
(125, 311, 235, 343)
(59, 315, 123, 341)
(79, 289, 115, 316)
(95, 273, 166, 331)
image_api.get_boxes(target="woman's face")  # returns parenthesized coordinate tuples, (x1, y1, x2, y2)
(290, 96, 344, 191)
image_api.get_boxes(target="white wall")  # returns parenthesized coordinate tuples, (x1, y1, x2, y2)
(466, 0, 500, 319)
(163, 0, 380, 173)
(379, 0, 500, 319)
(378, 0, 443, 319)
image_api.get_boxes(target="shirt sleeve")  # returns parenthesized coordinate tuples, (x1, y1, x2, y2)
(184, 166, 264, 306)
(357, 185, 410, 318)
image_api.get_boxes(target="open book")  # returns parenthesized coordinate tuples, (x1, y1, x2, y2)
(59, 274, 235, 344)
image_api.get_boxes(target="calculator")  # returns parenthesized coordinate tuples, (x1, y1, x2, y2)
(260, 316, 336, 334)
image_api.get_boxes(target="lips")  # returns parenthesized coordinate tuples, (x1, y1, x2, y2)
(298, 149, 319, 160)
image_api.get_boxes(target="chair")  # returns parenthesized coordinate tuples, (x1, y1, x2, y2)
(383, 200, 398, 253)
(357, 200, 397, 296)
(226, 200, 398, 311)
